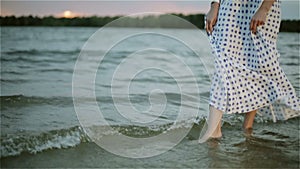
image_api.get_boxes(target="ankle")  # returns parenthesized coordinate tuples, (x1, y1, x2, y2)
(211, 127, 222, 137)
(243, 127, 254, 136)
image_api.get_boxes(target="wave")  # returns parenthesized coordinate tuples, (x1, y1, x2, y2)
(2, 49, 81, 56)
(0, 112, 201, 157)
(0, 93, 201, 106)
(0, 119, 198, 158)
(0, 126, 89, 157)
(0, 49, 137, 65)
(1, 49, 80, 64)
(1, 111, 295, 158)
(1, 49, 131, 59)
(0, 112, 200, 157)
(0, 78, 30, 83)
(0, 94, 73, 107)
(282, 62, 300, 66)
(1, 56, 75, 64)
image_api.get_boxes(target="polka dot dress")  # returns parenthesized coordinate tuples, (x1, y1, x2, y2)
(208, 0, 300, 122)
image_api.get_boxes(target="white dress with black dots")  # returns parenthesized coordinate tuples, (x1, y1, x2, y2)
(208, 0, 300, 122)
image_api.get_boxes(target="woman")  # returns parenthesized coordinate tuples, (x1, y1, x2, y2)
(199, 0, 300, 143)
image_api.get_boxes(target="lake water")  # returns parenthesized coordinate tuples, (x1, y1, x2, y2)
(1, 27, 299, 168)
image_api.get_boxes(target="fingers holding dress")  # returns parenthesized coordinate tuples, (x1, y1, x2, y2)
(250, 15, 266, 34)
(250, 0, 275, 34)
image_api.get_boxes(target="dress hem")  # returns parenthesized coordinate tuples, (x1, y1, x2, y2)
(209, 100, 299, 122)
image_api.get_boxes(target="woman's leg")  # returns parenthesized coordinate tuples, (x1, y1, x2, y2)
(243, 110, 257, 130)
(212, 114, 222, 137)
(198, 105, 223, 143)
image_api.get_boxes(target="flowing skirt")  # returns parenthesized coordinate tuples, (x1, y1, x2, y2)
(209, 0, 299, 121)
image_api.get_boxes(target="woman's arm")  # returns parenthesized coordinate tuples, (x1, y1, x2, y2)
(250, 0, 276, 34)
(206, 0, 220, 34)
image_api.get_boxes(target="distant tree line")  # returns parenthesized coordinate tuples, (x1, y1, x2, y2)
(0, 14, 299, 32)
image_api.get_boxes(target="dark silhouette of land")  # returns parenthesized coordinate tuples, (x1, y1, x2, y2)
(1, 14, 299, 32)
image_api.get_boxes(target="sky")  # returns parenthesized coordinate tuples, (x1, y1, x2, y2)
(1, 1, 300, 19)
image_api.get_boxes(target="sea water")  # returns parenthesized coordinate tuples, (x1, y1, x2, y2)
(1, 27, 299, 168)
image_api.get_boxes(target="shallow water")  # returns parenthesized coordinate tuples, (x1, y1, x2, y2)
(1, 27, 299, 168)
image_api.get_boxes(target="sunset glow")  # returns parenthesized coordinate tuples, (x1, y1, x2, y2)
(63, 10, 73, 18)
(1, 1, 298, 20)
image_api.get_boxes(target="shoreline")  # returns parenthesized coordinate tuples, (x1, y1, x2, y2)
(1, 15, 299, 32)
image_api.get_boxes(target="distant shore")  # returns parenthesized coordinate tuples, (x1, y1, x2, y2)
(1, 14, 299, 32)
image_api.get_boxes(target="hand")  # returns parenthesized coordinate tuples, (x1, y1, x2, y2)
(250, 8, 268, 34)
(206, 3, 219, 35)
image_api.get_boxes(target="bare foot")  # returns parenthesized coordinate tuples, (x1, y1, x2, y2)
(198, 106, 223, 143)
(211, 133, 222, 139)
